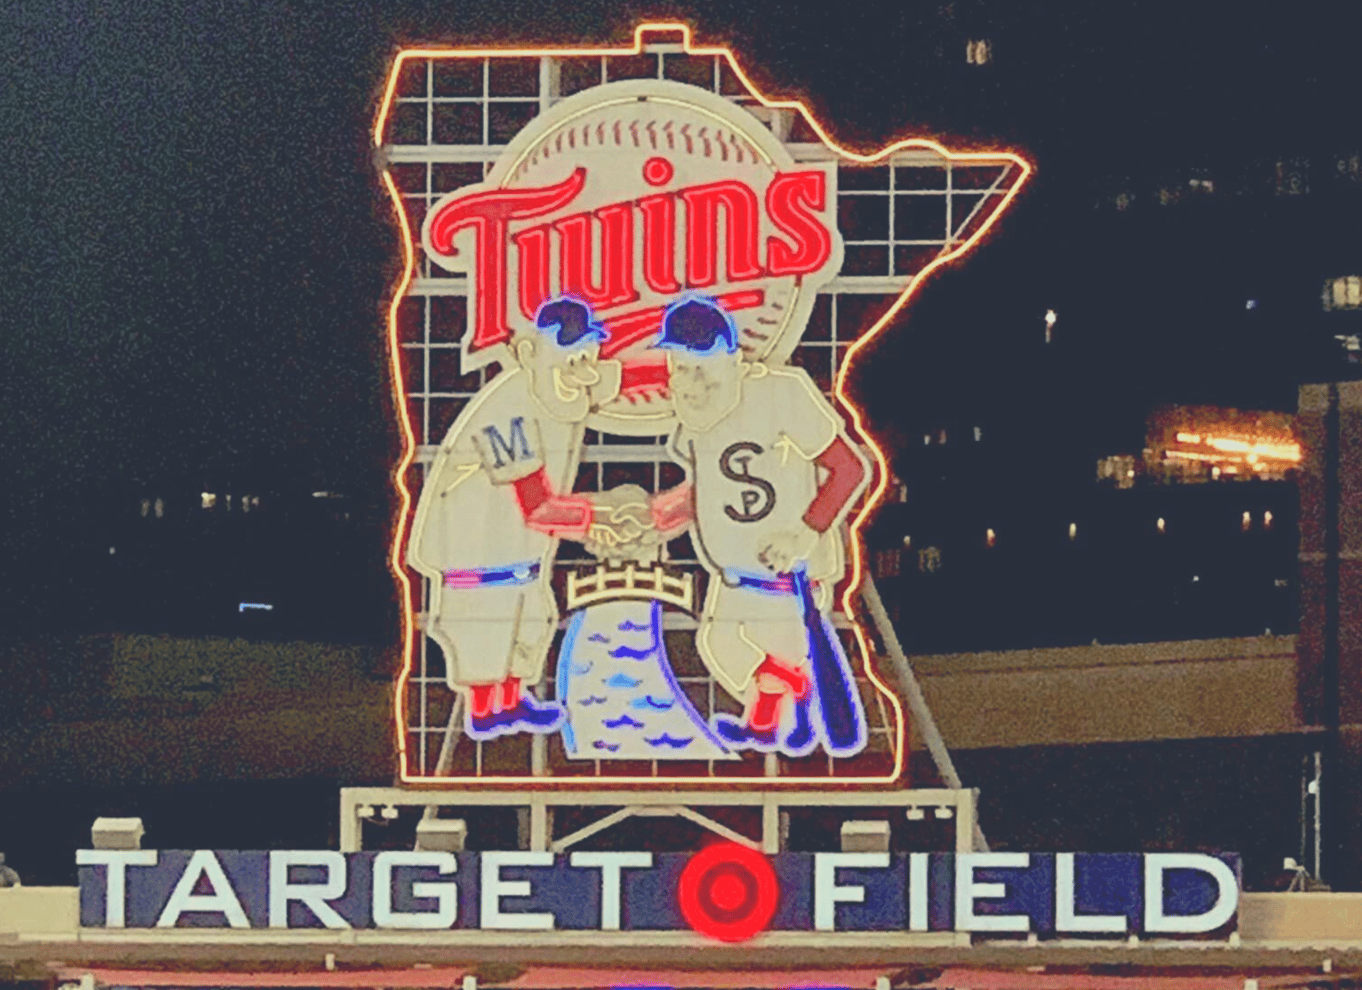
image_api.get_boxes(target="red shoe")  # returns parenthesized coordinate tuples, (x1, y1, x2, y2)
(755, 657, 810, 700)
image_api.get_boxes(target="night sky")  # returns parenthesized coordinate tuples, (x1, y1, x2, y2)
(2, 0, 1357, 525)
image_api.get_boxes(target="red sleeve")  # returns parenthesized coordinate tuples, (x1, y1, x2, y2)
(802, 437, 867, 533)
(512, 467, 592, 540)
(650, 482, 694, 533)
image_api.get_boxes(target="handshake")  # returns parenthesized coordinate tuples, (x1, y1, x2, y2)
(583, 484, 663, 563)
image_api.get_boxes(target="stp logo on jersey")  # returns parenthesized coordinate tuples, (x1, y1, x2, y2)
(419, 79, 843, 435)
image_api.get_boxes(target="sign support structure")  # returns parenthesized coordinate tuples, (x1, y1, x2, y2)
(339, 785, 980, 855)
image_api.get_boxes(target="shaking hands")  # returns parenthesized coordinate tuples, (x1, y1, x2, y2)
(584, 484, 661, 562)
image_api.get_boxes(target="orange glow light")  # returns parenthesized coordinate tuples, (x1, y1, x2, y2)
(1171, 431, 1301, 464)
(374, 22, 1032, 787)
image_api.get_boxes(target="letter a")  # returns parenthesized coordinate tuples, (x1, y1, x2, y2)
(156, 851, 250, 928)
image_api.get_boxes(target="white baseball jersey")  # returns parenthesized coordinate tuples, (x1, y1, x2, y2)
(671, 368, 848, 578)
(410, 367, 584, 574)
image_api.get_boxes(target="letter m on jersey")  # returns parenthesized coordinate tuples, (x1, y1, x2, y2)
(483, 417, 534, 468)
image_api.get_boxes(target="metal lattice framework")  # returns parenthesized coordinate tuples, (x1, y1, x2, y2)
(376, 28, 1027, 789)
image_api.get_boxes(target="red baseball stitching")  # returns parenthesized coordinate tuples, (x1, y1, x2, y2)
(515, 112, 757, 178)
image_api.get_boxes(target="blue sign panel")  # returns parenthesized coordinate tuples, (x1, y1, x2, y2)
(77, 849, 1240, 937)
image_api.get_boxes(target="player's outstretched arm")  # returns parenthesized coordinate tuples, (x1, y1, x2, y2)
(649, 482, 694, 540)
(510, 467, 593, 540)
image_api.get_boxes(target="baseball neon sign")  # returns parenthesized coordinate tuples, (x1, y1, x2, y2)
(375, 24, 1031, 784)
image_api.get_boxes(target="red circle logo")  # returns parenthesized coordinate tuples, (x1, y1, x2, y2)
(677, 843, 779, 942)
(642, 156, 675, 187)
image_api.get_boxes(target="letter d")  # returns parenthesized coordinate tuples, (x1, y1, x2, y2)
(1143, 853, 1238, 934)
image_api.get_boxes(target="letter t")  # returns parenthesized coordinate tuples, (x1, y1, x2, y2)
(569, 851, 653, 930)
(77, 849, 158, 928)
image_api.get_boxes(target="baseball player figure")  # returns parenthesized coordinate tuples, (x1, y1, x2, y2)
(407, 297, 627, 741)
(649, 298, 873, 757)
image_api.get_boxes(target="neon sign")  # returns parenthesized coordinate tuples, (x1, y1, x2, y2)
(424, 163, 835, 355)
(376, 24, 1031, 784)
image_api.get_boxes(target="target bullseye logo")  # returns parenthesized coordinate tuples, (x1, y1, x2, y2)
(677, 843, 779, 941)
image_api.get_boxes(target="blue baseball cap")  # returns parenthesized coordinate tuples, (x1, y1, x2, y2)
(535, 297, 608, 349)
(657, 297, 738, 356)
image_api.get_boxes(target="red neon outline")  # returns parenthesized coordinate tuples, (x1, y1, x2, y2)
(639, 192, 682, 295)
(680, 180, 763, 287)
(676, 843, 779, 942)
(554, 204, 640, 311)
(426, 167, 587, 351)
(765, 171, 833, 276)
(643, 156, 675, 187)
(375, 22, 1032, 788)
(512, 225, 551, 321)
(619, 358, 669, 398)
